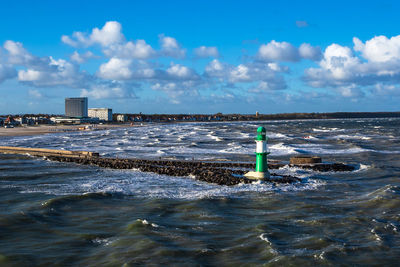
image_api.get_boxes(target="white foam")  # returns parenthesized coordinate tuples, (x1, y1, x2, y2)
(268, 132, 291, 139)
(207, 134, 223, 142)
(269, 143, 298, 156)
(92, 238, 112, 246)
(335, 134, 371, 140)
(137, 219, 159, 228)
(312, 127, 345, 132)
(259, 233, 278, 255)
(355, 164, 370, 172)
(13, 169, 324, 199)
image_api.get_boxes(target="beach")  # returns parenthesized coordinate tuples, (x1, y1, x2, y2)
(0, 123, 138, 137)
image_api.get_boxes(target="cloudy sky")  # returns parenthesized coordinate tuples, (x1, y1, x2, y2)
(1, 0, 400, 114)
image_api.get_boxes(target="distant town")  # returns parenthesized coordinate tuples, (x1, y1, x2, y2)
(1, 97, 400, 127)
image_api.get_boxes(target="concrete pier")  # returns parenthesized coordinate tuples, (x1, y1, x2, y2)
(0, 146, 99, 158)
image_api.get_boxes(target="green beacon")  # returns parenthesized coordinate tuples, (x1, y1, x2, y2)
(245, 126, 270, 180)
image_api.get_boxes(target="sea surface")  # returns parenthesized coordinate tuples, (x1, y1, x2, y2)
(1, 118, 400, 266)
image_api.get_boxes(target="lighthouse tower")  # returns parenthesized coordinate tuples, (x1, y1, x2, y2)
(245, 126, 270, 180)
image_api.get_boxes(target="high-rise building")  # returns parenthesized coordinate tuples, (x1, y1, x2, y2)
(88, 108, 113, 121)
(65, 97, 88, 118)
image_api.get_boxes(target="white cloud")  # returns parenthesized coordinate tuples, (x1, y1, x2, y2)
(151, 80, 200, 103)
(166, 63, 198, 80)
(299, 43, 322, 61)
(103, 40, 155, 59)
(204, 59, 287, 90)
(258, 40, 321, 62)
(205, 59, 226, 78)
(18, 69, 42, 81)
(372, 83, 400, 96)
(249, 81, 275, 92)
(304, 35, 400, 95)
(62, 21, 125, 47)
(4, 40, 35, 65)
(320, 44, 360, 80)
(98, 57, 133, 80)
(353, 35, 400, 63)
(61, 32, 88, 47)
(97, 57, 157, 80)
(194, 46, 219, 58)
(91, 21, 124, 46)
(230, 64, 251, 82)
(17, 56, 89, 88)
(258, 40, 300, 62)
(70, 51, 96, 64)
(159, 34, 186, 58)
(3, 40, 90, 88)
(229, 62, 287, 89)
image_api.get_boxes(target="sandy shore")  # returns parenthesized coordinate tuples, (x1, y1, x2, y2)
(0, 124, 140, 137)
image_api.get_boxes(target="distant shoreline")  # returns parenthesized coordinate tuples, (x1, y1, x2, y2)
(0, 124, 139, 137)
(1, 112, 399, 137)
(113, 111, 400, 123)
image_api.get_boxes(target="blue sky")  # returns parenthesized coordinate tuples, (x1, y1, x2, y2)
(1, 0, 400, 114)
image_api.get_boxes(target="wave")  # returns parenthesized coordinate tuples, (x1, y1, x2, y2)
(312, 127, 345, 132)
(334, 134, 372, 140)
(269, 143, 299, 156)
(10, 167, 325, 200)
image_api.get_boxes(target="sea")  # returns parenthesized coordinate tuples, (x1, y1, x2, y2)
(0, 118, 399, 266)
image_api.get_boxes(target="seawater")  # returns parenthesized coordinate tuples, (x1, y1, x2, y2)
(0, 118, 400, 266)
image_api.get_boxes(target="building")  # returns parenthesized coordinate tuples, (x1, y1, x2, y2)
(88, 108, 113, 122)
(51, 116, 99, 124)
(65, 97, 88, 118)
(116, 114, 127, 122)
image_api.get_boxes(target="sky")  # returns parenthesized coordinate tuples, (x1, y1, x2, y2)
(1, 0, 400, 115)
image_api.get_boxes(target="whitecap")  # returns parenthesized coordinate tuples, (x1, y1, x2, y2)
(137, 219, 159, 228)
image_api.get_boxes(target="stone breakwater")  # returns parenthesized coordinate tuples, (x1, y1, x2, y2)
(45, 156, 354, 186)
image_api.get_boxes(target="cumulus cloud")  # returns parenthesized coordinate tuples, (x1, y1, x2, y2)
(4, 40, 37, 65)
(97, 58, 198, 83)
(103, 40, 155, 59)
(304, 35, 400, 94)
(353, 35, 400, 63)
(230, 64, 251, 82)
(18, 57, 89, 88)
(3, 40, 89, 88)
(299, 43, 322, 61)
(205, 59, 226, 78)
(194, 46, 219, 58)
(62, 21, 156, 60)
(204, 58, 287, 90)
(70, 51, 96, 64)
(258, 40, 321, 62)
(258, 40, 300, 62)
(229, 62, 287, 89)
(151, 80, 200, 103)
(166, 63, 198, 80)
(98, 57, 133, 80)
(62, 21, 124, 47)
(159, 34, 186, 58)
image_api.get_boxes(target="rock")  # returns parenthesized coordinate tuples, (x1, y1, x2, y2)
(290, 156, 322, 164)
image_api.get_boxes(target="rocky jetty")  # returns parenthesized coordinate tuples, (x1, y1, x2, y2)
(0, 145, 356, 186)
(44, 156, 354, 186)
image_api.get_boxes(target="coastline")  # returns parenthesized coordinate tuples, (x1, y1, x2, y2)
(0, 123, 139, 137)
